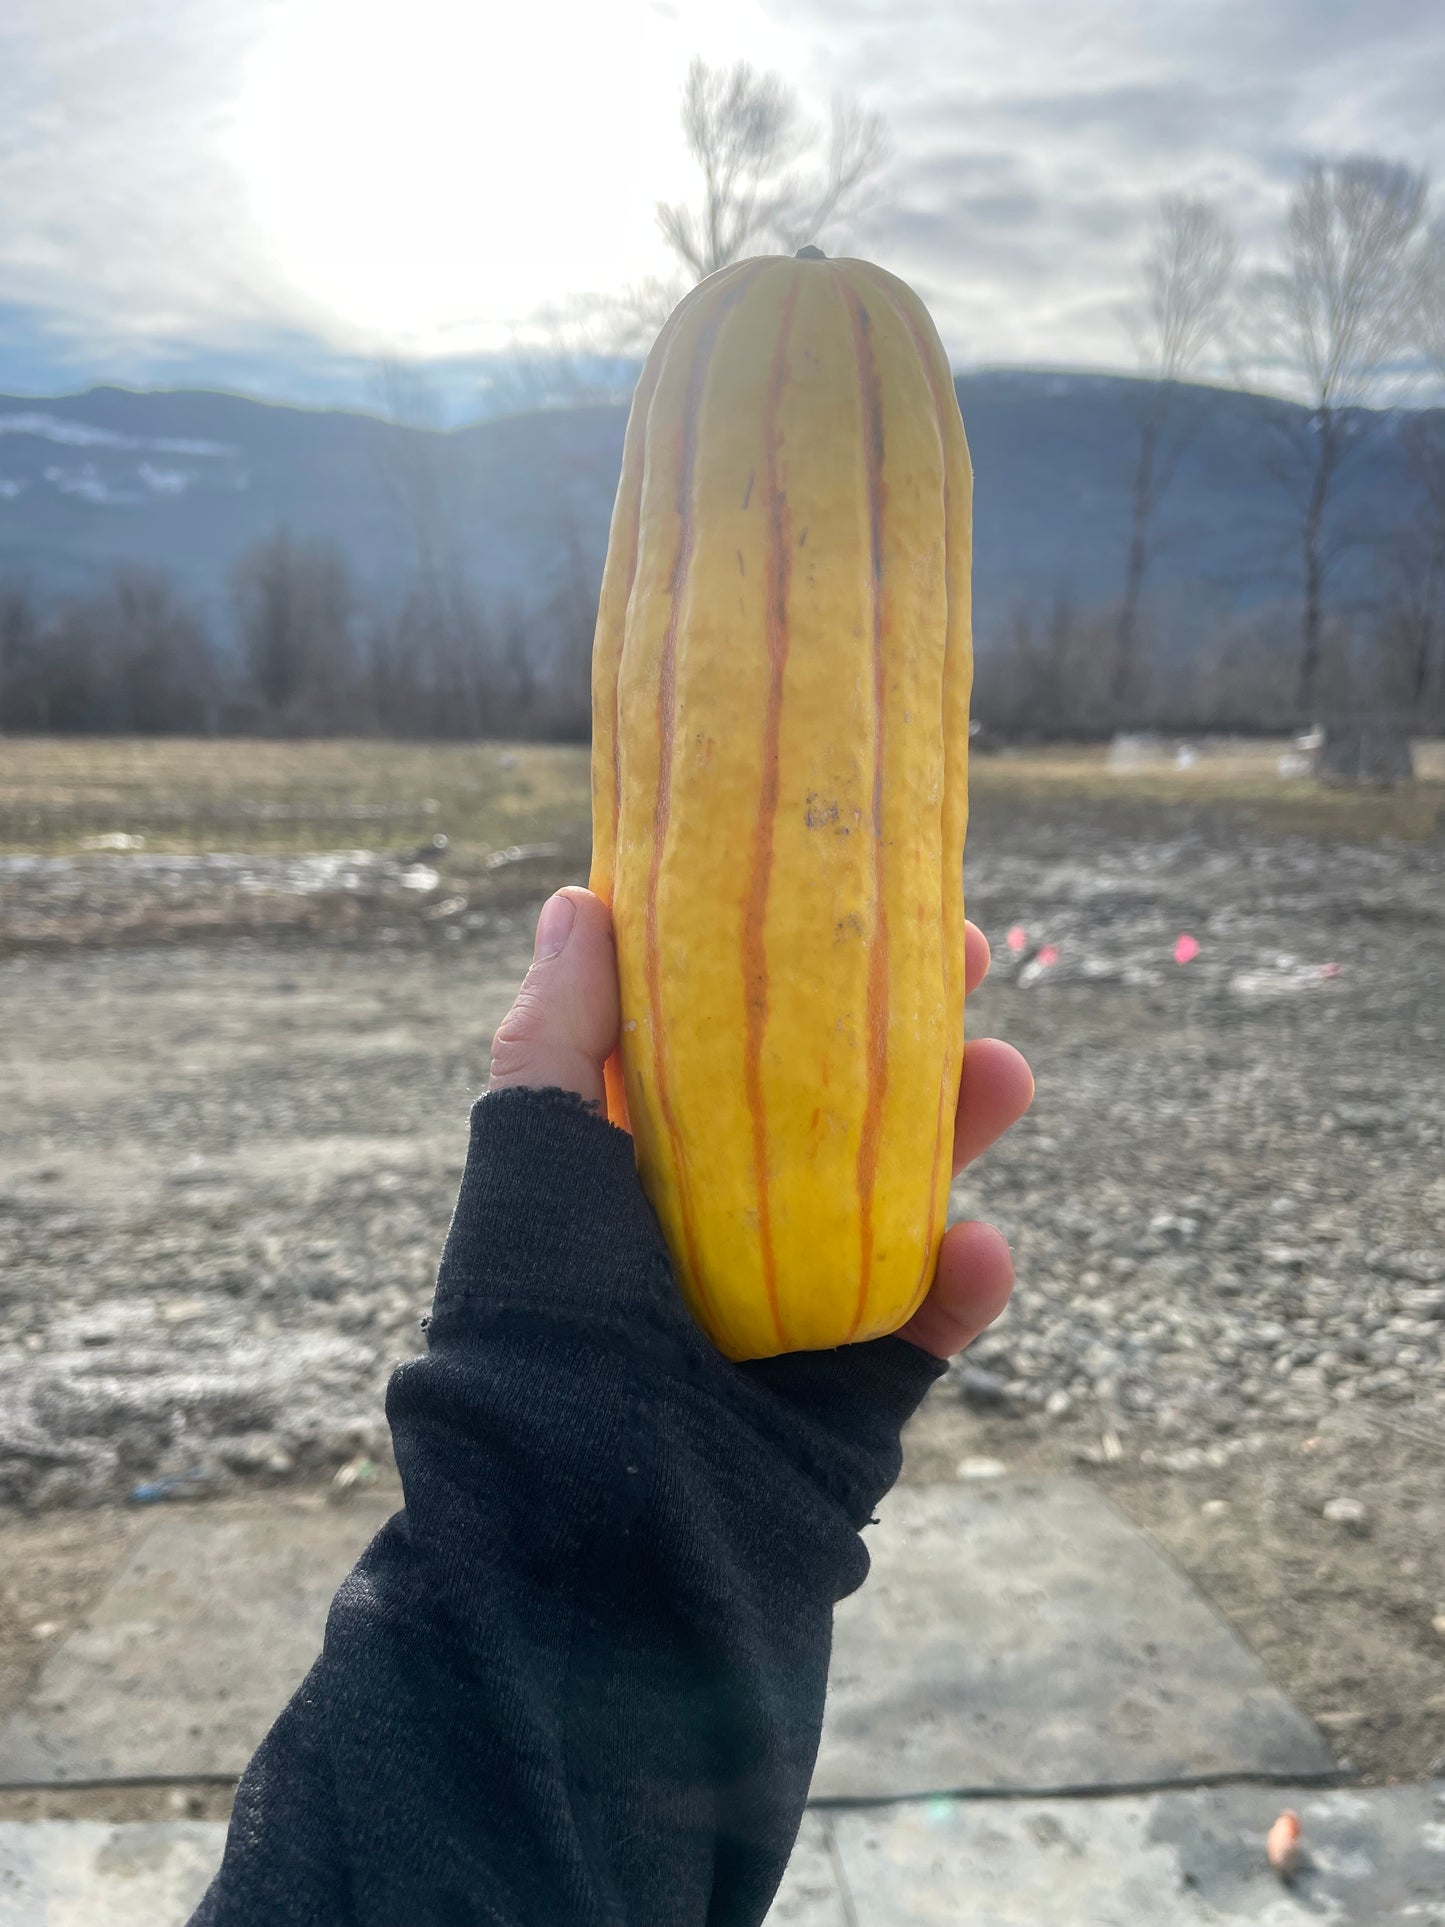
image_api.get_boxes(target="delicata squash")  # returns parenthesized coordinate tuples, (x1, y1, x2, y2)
(590, 249, 973, 1360)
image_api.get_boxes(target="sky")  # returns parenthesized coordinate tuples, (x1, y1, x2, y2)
(2, 0, 1443, 418)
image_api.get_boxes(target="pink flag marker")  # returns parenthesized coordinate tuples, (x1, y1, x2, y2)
(1173, 933, 1200, 965)
(1006, 925, 1029, 953)
(1036, 944, 1060, 968)
(1318, 961, 1342, 979)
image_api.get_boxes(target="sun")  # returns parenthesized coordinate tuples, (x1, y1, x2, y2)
(227, 0, 804, 353)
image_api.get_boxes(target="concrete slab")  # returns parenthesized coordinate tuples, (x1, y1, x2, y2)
(0, 1818, 841, 1925)
(5, 1789, 1441, 1925)
(0, 1500, 394, 1787)
(766, 1814, 846, 1925)
(815, 1481, 1333, 1799)
(829, 1783, 1445, 1924)
(0, 1480, 1331, 1799)
(0, 1822, 223, 1927)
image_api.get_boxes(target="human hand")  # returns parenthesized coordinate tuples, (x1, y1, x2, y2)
(894, 920, 1034, 1360)
(489, 887, 1033, 1362)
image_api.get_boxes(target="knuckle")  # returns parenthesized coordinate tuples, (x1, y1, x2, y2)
(489, 991, 543, 1080)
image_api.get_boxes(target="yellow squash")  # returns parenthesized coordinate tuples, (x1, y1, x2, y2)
(590, 250, 973, 1361)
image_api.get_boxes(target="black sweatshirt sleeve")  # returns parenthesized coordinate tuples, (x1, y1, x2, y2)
(190, 1086, 944, 1927)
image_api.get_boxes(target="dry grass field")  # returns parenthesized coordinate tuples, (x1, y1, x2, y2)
(977, 736, 1445, 841)
(0, 736, 592, 858)
(2, 733, 1443, 861)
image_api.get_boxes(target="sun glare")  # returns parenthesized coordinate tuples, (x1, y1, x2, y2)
(229, 0, 802, 352)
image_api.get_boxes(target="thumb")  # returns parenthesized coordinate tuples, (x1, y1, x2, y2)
(488, 887, 620, 1111)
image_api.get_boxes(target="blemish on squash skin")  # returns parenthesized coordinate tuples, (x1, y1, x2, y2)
(741, 469, 755, 510)
(737, 550, 745, 576)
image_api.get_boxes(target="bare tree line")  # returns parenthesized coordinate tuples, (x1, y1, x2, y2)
(976, 589, 1445, 740)
(0, 532, 592, 741)
(0, 570, 217, 735)
(4, 522, 1439, 745)
(1085, 159, 1444, 724)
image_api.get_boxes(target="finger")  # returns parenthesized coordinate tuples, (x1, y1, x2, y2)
(964, 920, 990, 995)
(487, 888, 620, 1109)
(898, 1218, 1014, 1361)
(952, 1038, 1035, 1174)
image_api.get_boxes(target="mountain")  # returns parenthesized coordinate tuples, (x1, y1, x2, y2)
(0, 375, 1433, 652)
(0, 389, 630, 637)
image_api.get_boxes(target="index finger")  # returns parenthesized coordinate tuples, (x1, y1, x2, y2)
(964, 920, 990, 996)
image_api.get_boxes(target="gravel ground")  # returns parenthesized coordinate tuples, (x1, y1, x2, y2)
(0, 802, 1441, 1502)
(954, 812, 1444, 1469)
(0, 794, 1442, 1781)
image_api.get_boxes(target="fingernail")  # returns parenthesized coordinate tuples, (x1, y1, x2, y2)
(533, 892, 576, 960)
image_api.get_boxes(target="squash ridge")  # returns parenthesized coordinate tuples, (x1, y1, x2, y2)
(642, 265, 765, 1331)
(740, 275, 803, 1353)
(833, 274, 892, 1341)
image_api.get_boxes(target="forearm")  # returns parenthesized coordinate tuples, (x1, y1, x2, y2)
(191, 1089, 942, 1927)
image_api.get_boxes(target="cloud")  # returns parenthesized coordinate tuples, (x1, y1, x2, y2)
(0, 0, 339, 370)
(1, 0, 1443, 403)
(805, 0, 1445, 370)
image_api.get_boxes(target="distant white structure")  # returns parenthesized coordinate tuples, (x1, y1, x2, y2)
(1107, 732, 1169, 771)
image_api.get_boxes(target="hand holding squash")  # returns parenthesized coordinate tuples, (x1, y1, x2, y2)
(489, 890, 1033, 1362)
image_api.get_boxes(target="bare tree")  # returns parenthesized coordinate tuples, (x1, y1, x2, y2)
(600, 277, 693, 356)
(88, 569, 218, 733)
(974, 593, 1124, 738)
(369, 361, 492, 732)
(1418, 216, 1445, 376)
(473, 344, 638, 419)
(1115, 195, 1237, 701)
(1, 570, 216, 733)
(656, 59, 888, 283)
(1251, 157, 1431, 716)
(0, 579, 41, 729)
(373, 357, 456, 621)
(231, 530, 358, 731)
(1375, 507, 1444, 718)
(1389, 217, 1445, 720)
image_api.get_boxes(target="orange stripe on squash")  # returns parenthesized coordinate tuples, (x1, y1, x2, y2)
(591, 253, 972, 1361)
(740, 277, 802, 1352)
(640, 266, 765, 1330)
(838, 278, 893, 1342)
(852, 260, 967, 1307)
(592, 262, 764, 1138)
